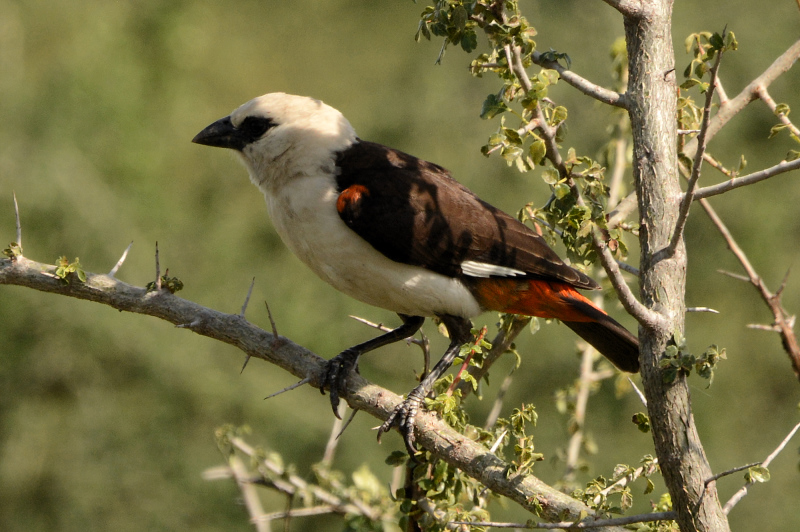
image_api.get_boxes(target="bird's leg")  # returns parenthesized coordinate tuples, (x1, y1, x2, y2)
(322, 314, 424, 418)
(378, 315, 473, 456)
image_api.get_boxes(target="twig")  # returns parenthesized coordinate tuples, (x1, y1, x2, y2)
(229, 436, 385, 521)
(228, 454, 270, 532)
(258, 505, 336, 522)
(684, 39, 800, 159)
(451, 510, 677, 529)
(665, 37, 726, 260)
(705, 462, 761, 487)
(321, 415, 345, 467)
(722, 421, 800, 514)
(483, 367, 516, 431)
(756, 85, 800, 137)
(607, 115, 630, 209)
(456, 315, 530, 399)
(700, 197, 800, 379)
(108, 241, 133, 278)
(531, 51, 626, 108)
(593, 458, 659, 506)
(693, 158, 800, 199)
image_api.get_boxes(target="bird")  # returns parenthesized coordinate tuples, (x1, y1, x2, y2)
(192, 92, 639, 454)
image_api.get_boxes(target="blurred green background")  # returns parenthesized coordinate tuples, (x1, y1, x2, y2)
(1, 1, 799, 530)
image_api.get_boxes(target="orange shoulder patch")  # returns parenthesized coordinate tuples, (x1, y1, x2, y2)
(336, 184, 371, 214)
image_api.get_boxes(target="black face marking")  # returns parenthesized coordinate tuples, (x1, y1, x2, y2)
(192, 115, 275, 151)
(238, 116, 275, 143)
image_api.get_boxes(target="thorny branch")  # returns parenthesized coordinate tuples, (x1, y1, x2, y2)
(503, 43, 665, 331)
(0, 254, 625, 528)
(722, 421, 800, 514)
(699, 197, 800, 379)
(662, 38, 726, 260)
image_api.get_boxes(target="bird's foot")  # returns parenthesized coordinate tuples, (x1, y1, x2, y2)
(320, 348, 360, 419)
(377, 388, 426, 456)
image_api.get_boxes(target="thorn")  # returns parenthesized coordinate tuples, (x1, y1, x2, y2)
(109, 241, 133, 277)
(264, 377, 311, 400)
(154, 241, 162, 290)
(717, 269, 750, 282)
(265, 301, 279, 339)
(240, 355, 251, 373)
(13, 192, 22, 251)
(628, 377, 647, 407)
(775, 267, 792, 298)
(176, 318, 202, 329)
(686, 306, 720, 314)
(489, 429, 507, 454)
(240, 277, 256, 317)
(747, 323, 780, 332)
(335, 408, 359, 440)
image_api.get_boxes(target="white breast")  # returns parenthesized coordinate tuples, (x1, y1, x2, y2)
(263, 174, 482, 319)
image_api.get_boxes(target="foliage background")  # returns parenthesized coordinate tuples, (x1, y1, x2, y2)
(1, 1, 798, 530)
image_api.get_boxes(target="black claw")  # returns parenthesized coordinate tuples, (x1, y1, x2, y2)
(321, 348, 360, 419)
(377, 391, 424, 456)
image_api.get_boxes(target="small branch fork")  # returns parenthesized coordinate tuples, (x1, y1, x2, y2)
(502, 43, 665, 331)
(700, 197, 800, 379)
(721, 421, 800, 514)
(661, 36, 726, 260)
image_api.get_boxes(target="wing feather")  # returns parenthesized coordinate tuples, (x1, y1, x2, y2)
(334, 141, 599, 290)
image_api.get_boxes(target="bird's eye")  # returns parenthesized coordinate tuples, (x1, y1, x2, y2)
(239, 116, 275, 141)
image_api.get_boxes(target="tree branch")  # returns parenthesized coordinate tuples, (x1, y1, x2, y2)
(663, 41, 725, 259)
(693, 158, 800, 199)
(683, 39, 800, 159)
(722, 421, 800, 515)
(698, 198, 800, 380)
(531, 51, 627, 108)
(600, 0, 646, 18)
(0, 255, 626, 529)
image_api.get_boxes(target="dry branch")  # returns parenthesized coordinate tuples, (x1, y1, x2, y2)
(0, 254, 626, 529)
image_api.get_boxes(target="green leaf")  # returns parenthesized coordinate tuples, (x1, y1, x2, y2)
(553, 182, 570, 199)
(540, 167, 559, 185)
(385, 450, 407, 466)
(480, 93, 508, 119)
(529, 138, 546, 164)
(631, 412, 651, 433)
(745, 465, 770, 483)
(460, 30, 478, 53)
(451, 5, 467, 31)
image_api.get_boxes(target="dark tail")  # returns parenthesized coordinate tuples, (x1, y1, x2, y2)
(563, 312, 640, 373)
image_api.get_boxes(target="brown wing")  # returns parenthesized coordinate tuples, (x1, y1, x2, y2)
(334, 140, 599, 290)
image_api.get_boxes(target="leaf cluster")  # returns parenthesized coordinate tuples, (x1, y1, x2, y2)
(54, 256, 86, 284)
(659, 332, 726, 386)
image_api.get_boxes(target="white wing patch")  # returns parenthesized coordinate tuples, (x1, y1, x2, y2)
(460, 260, 526, 278)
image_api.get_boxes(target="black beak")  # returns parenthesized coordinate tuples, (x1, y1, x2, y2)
(192, 116, 247, 151)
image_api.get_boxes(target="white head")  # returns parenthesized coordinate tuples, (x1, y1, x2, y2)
(193, 93, 357, 193)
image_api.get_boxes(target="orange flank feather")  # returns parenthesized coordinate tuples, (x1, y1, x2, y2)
(469, 277, 640, 373)
(470, 278, 600, 322)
